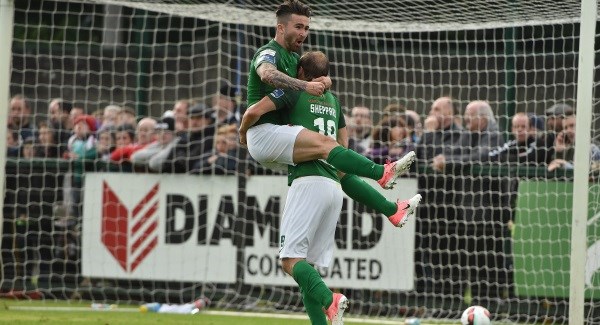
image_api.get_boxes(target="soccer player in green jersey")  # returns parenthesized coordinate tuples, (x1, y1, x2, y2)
(270, 51, 422, 325)
(241, 0, 421, 227)
(275, 50, 351, 325)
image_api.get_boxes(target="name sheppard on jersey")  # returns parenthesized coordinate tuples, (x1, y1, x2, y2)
(310, 104, 336, 117)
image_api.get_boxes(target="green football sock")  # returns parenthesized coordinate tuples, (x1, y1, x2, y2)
(340, 174, 397, 217)
(326, 146, 384, 180)
(292, 260, 333, 309)
(301, 288, 328, 325)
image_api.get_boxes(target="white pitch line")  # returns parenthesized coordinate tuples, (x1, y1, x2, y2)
(203, 310, 404, 324)
(8, 306, 405, 324)
(8, 306, 139, 312)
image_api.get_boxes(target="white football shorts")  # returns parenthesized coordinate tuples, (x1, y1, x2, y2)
(247, 123, 304, 172)
(279, 176, 343, 268)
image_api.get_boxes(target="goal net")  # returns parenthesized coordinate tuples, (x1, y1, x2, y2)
(2, 0, 599, 323)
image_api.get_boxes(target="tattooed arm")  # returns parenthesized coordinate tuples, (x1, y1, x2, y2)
(257, 62, 325, 96)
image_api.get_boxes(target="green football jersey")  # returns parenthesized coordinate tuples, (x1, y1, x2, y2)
(247, 39, 299, 126)
(267, 89, 346, 184)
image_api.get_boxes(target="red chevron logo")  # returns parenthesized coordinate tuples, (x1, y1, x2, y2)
(102, 181, 159, 272)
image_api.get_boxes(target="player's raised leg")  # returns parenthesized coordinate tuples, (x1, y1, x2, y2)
(340, 173, 422, 227)
(293, 128, 414, 189)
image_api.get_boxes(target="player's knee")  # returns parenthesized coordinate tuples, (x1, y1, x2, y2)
(319, 136, 338, 158)
(281, 258, 302, 276)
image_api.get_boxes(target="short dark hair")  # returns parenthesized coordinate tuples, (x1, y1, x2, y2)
(276, 0, 311, 24)
(299, 51, 329, 80)
(61, 101, 73, 113)
(116, 124, 136, 141)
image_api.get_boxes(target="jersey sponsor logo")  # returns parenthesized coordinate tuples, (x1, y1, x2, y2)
(270, 89, 284, 98)
(257, 49, 276, 65)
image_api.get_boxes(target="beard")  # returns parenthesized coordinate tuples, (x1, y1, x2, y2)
(284, 33, 303, 52)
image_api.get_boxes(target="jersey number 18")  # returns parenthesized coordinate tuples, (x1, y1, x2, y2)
(314, 117, 336, 140)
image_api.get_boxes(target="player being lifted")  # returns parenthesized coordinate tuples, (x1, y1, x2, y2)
(273, 50, 353, 325)
(240, 0, 422, 227)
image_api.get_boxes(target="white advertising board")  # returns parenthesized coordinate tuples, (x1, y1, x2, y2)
(82, 173, 416, 290)
(81, 173, 238, 283)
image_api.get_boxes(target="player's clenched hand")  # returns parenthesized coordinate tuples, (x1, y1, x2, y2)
(313, 76, 332, 90)
(305, 81, 325, 96)
(239, 130, 248, 147)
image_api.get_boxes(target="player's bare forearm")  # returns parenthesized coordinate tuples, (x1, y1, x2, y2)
(257, 63, 306, 91)
(337, 127, 349, 148)
(238, 116, 255, 137)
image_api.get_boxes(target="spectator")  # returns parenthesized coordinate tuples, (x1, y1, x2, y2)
(416, 96, 463, 164)
(431, 100, 505, 172)
(545, 103, 574, 134)
(347, 105, 373, 154)
(173, 99, 191, 134)
(406, 110, 423, 143)
(163, 103, 216, 173)
(488, 112, 549, 165)
(6, 130, 20, 157)
(35, 121, 64, 158)
(66, 115, 97, 160)
(47, 98, 73, 149)
(212, 81, 241, 125)
(148, 116, 182, 172)
(110, 118, 157, 163)
(117, 106, 137, 128)
(96, 127, 116, 162)
(9, 94, 35, 142)
(344, 112, 360, 154)
(101, 105, 121, 130)
(162, 110, 174, 118)
(366, 115, 414, 164)
(69, 106, 85, 125)
(539, 103, 574, 161)
(91, 108, 104, 126)
(65, 114, 97, 219)
(131, 116, 178, 168)
(548, 114, 600, 171)
(114, 124, 135, 149)
(382, 104, 420, 145)
(528, 113, 545, 132)
(194, 124, 239, 174)
(20, 137, 35, 159)
(382, 103, 405, 117)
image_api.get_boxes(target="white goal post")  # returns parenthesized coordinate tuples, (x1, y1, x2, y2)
(1, 0, 599, 324)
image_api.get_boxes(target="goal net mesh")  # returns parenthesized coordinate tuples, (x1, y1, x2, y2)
(2, 0, 600, 323)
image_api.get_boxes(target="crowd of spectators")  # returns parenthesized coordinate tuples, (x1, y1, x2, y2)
(8, 91, 599, 183)
(6, 81, 243, 172)
(325, 96, 599, 174)
(7, 87, 600, 203)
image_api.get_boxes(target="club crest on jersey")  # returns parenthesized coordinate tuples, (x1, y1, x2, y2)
(271, 89, 285, 98)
